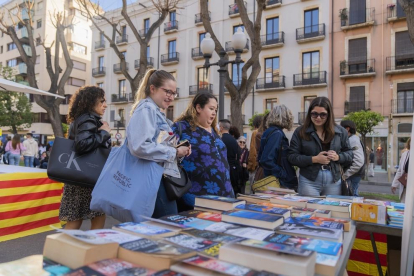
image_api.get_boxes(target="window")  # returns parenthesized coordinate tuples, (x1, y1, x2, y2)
(349, 0, 366, 25)
(264, 57, 279, 84)
(37, 1, 43, 10)
(36, 55, 40, 64)
(398, 123, 412, 133)
(7, 43, 17, 51)
(266, 99, 278, 110)
(119, 109, 125, 120)
(266, 17, 279, 42)
(121, 51, 126, 60)
(197, 67, 209, 87)
(395, 31, 414, 58)
(36, 37, 41, 46)
(100, 32, 104, 42)
(348, 86, 366, 113)
(397, 82, 414, 113)
(64, 94, 71, 104)
(302, 51, 320, 82)
(167, 106, 174, 121)
(37, 19, 42, 29)
(304, 9, 319, 36)
(73, 60, 86, 71)
(118, 79, 126, 96)
(70, 42, 87, 55)
(170, 11, 176, 22)
(396, 0, 405, 17)
(233, 24, 244, 34)
(232, 62, 244, 86)
(98, 56, 104, 68)
(398, 137, 410, 162)
(32, 113, 50, 123)
(199, 32, 206, 46)
(146, 46, 150, 57)
(304, 96, 316, 112)
(168, 40, 176, 58)
(66, 77, 85, 87)
(97, 82, 103, 88)
(7, 59, 17, 67)
(121, 26, 127, 36)
(144, 18, 150, 32)
(0, 46, 3, 54)
(348, 37, 368, 73)
(170, 71, 177, 79)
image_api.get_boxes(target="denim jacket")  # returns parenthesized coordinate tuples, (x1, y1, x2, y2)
(126, 97, 176, 163)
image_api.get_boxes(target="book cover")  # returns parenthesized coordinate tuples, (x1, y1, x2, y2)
(164, 234, 222, 257)
(292, 207, 316, 213)
(284, 217, 344, 231)
(235, 204, 290, 217)
(316, 253, 340, 266)
(43, 257, 72, 275)
(196, 195, 243, 203)
(153, 270, 188, 276)
(238, 194, 274, 201)
(315, 209, 331, 215)
(238, 239, 313, 257)
(160, 215, 216, 230)
(87, 259, 155, 276)
(114, 222, 173, 236)
(222, 210, 284, 223)
(120, 238, 193, 255)
(351, 203, 387, 225)
(273, 196, 309, 203)
(387, 211, 404, 219)
(391, 202, 405, 210)
(182, 228, 244, 243)
(257, 202, 291, 209)
(326, 195, 364, 202)
(204, 222, 273, 240)
(179, 210, 222, 222)
(58, 229, 140, 245)
(291, 212, 313, 219)
(276, 222, 343, 241)
(307, 199, 351, 207)
(65, 266, 105, 276)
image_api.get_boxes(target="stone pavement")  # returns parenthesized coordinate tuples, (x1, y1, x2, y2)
(360, 171, 393, 186)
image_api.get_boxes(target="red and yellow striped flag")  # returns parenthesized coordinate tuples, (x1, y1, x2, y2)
(0, 172, 63, 242)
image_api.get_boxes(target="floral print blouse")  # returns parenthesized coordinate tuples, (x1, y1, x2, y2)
(172, 120, 235, 207)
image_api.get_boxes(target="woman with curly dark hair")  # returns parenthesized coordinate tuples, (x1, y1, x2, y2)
(59, 85, 111, 229)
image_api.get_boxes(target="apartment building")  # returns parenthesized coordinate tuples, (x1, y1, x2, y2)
(332, 0, 414, 174)
(0, 0, 92, 143)
(91, 0, 331, 142)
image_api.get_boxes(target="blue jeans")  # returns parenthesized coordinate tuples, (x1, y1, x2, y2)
(348, 175, 361, 196)
(8, 154, 21, 166)
(152, 179, 178, 218)
(299, 170, 342, 196)
(24, 156, 34, 167)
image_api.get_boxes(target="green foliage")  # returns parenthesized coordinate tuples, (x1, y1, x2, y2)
(62, 123, 69, 135)
(248, 110, 269, 130)
(343, 110, 384, 137)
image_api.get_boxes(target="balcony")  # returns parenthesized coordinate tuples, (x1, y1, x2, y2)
(195, 12, 211, 26)
(293, 71, 327, 88)
(22, 44, 32, 56)
(340, 8, 375, 31)
(265, 0, 282, 9)
(256, 76, 285, 91)
(344, 101, 370, 115)
(298, 112, 306, 125)
(261, 32, 284, 49)
(225, 39, 249, 54)
(139, 28, 149, 38)
(387, 4, 405, 22)
(92, 67, 106, 77)
(116, 35, 128, 45)
(229, 2, 246, 17)
(164, 21, 178, 33)
(111, 94, 129, 104)
(192, 47, 204, 60)
(227, 114, 246, 124)
(386, 56, 414, 75)
(113, 63, 129, 74)
(114, 120, 126, 128)
(392, 99, 414, 114)
(161, 52, 179, 65)
(95, 41, 105, 51)
(340, 59, 376, 79)
(296, 24, 325, 43)
(16, 63, 27, 75)
(22, 8, 34, 20)
(189, 84, 213, 95)
(135, 57, 154, 69)
(19, 27, 29, 42)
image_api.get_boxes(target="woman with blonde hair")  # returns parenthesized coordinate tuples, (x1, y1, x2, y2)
(127, 69, 190, 218)
(257, 105, 298, 189)
(172, 92, 234, 211)
(392, 138, 411, 202)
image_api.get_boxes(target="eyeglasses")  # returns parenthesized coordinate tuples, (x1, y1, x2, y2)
(160, 87, 178, 98)
(310, 112, 328, 119)
(238, 141, 246, 144)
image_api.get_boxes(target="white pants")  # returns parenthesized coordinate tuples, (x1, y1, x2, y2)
(368, 163, 374, 176)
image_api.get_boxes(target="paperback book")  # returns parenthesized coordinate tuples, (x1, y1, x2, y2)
(43, 257, 72, 275)
(204, 222, 274, 241)
(314, 209, 332, 218)
(326, 195, 364, 203)
(284, 217, 344, 231)
(195, 195, 246, 211)
(306, 200, 351, 213)
(238, 239, 313, 257)
(57, 229, 141, 245)
(182, 228, 244, 243)
(152, 270, 189, 276)
(235, 203, 291, 218)
(276, 221, 343, 243)
(351, 203, 387, 225)
(309, 216, 351, 232)
(291, 212, 313, 219)
(315, 253, 341, 276)
(270, 196, 312, 208)
(221, 210, 284, 230)
(112, 222, 175, 239)
(159, 215, 216, 230)
(163, 234, 222, 257)
(236, 194, 274, 204)
(178, 210, 222, 222)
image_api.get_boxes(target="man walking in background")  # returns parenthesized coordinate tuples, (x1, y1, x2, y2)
(369, 148, 375, 177)
(22, 133, 39, 167)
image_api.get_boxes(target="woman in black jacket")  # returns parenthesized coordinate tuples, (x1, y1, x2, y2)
(59, 86, 111, 229)
(288, 97, 352, 196)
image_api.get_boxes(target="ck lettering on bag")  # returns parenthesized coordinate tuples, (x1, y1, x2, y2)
(58, 152, 81, 171)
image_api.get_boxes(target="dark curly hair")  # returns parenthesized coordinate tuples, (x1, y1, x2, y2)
(67, 86, 105, 123)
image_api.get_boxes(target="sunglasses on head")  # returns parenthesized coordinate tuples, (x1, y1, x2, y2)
(310, 112, 328, 119)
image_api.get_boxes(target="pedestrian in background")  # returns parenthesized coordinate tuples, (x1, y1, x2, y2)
(3, 136, 11, 165)
(288, 97, 353, 196)
(392, 138, 410, 202)
(369, 148, 375, 177)
(254, 113, 269, 182)
(22, 133, 39, 167)
(247, 115, 263, 192)
(229, 126, 241, 140)
(5, 135, 25, 166)
(238, 136, 249, 194)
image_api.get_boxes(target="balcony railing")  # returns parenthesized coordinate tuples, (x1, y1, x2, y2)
(387, 4, 405, 20)
(392, 99, 414, 114)
(225, 39, 250, 53)
(135, 57, 154, 69)
(227, 114, 246, 124)
(195, 12, 211, 25)
(17, 63, 27, 75)
(92, 67, 106, 77)
(261, 32, 284, 47)
(189, 84, 213, 95)
(114, 120, 126, 128)
(293, 71, 327, 86)
(266, 0, 282, 8)
(112, 94, 129, 103)
(298, 112, 306, 125)
(256, 76, 285, 90)
(229, 2, 246, 16)
(19, 27, 28, 39)
(139, 28, 149, 37)
(95, 41, 105, 50)
(164, 21, 178, 32)
(340, 59, 375, 76)
(340, 7, 375, 27)
(296, 23, 325, 41)
(113, 63, 129, 73)
(116, 35, 128, 45)
(386, 56, 414, 72)
(161, 52, 179, 64)
(192, 47, 204, 59)
(23, 44, 32, 56)
(344, 101, 371, 115)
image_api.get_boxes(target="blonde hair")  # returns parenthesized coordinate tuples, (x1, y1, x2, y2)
(266, 104, 294, 131)
(407, 138, 411, 150)
(131, 69, 175, 115)
(175, 92, 219, 134)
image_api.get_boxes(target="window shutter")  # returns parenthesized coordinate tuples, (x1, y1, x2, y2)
(395, 31, 414, 58)
(397, 82, 414, 91)
(349, 38, 367, 62)
(350, 86, 365, 102)
(398, 123, 412, 133)
(397, 1, 405, 18)
(349, 0, 366, 25)
(110, 110, 115, 122)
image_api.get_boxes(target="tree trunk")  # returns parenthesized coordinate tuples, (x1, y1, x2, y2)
(48, 105, 64, 137)
(399, 1, 414, 44)
(12, 125, 17, 135)
(230, 96, 243, 132)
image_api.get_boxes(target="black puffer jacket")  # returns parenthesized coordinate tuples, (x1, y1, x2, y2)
(69, 112, 111, 154)
(288, 124, 353, 182)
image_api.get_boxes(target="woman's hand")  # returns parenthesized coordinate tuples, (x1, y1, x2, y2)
(327, 150, 339, 161)
(312, 151, 330, 165)
(99, 122, 111, 133)
(176, 146, 190, 158)
(242, 163, 247, 168)
(391, 186, 397, 194)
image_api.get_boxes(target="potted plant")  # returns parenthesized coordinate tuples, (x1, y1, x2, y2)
(339, 8, 348, 26)
(369, 66, 374, 73)
(340, 60, 347, 75)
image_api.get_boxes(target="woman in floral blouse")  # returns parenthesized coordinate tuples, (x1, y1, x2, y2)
(172, 92, 235, 210)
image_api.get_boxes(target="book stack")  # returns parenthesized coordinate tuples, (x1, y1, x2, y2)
(387, 203, 405, 228)
(306, 199, 352, 219)
(194, 195, 246, 212)
(351, 200, 387, 225)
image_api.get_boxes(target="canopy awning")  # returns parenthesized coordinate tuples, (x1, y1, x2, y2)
(0, 78, 65, 99)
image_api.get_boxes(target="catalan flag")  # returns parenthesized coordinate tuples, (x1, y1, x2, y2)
(347, 230, 388, 276)
(0, 172, 63, 242)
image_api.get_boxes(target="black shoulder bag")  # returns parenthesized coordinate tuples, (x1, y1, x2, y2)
(163, 122, 192, 200)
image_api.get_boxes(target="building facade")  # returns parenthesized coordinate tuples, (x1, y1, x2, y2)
(0, 0, 92, 143)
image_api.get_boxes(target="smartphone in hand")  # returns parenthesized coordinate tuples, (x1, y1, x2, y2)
(176, 140, 190, 148)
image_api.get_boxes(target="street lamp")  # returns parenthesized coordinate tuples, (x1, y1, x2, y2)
(114, 114, 121, 145)
(200, 28, 247, 120)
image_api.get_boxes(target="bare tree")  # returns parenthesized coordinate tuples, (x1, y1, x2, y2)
(0, 2, 74, 137)
(77, 0, 180, 97)
(200, 0, 266, 131)
(399, 0, 414, 43)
